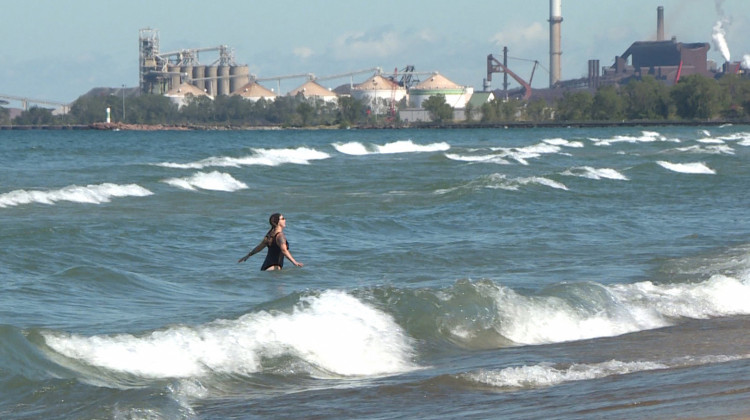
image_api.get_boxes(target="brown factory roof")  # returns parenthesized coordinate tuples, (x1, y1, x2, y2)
(234, 82, 277, 98)
(289, 80, 337, 98)
(166, 82, 209, 97)
(353, 74, 402, 91)
(413, 73, 461, 90)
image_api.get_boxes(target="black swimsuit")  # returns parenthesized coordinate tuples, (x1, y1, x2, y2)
(261, 233, 288, 271)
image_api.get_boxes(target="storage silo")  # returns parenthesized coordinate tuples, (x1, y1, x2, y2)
(234, 81, 277, 102)
(168, 64, 182, 91)
(166, 82, 212, 108)
(205, 66, 218, 96)
(192, 66, 206, 91)
(351, 74, 406, 115)
(230, 65, 250, 94)
(180, 64, 194, 89)
(409, 73, 472, 108)
(218, 65, 231, 95)
(289, 80, 338, 103)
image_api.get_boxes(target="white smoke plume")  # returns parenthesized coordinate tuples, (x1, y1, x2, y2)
(743, 55, 750, 70)
(712, 0, 731, 62)
(712, 20, 731, 62)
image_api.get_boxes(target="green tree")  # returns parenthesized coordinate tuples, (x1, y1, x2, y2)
(671, 74, 722, 120)
(179, 95, 215, 123)
(716, 74, 750, 119)
(499, 99, 520, 121)
(422, 94, 453, 123)
(622, 76, 671, 119)
(213, 95, 252, 124)
(127, 94, 178, 124)
(0, 100, 10, 125)
(555, 91, 592, 121)
(591, 85, 625, 120)
(14, 106, 57, 125)
(464, 101, 474, 122)
(337, 96, 365, 126)
(480, 100, 499, 123)
(69, 94, 119, 124)
(525, 98, 551, 122)
(296, 101, 314, 126)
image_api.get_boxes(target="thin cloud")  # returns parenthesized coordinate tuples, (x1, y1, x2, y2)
(293, 47, 314, 59)
(330, 26, 437, 61)
(490, 22, 546, 50)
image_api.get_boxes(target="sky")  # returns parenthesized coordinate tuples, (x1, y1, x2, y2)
(1, 0, 748, 105)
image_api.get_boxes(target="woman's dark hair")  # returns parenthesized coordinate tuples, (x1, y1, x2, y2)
(265, 213, 282, 240)
(269, 213, 281, 227)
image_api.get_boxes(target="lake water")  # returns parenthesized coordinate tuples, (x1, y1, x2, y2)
(2, 125, 750, 419)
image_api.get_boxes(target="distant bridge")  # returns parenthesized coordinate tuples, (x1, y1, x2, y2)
(0, 94, 70, 114)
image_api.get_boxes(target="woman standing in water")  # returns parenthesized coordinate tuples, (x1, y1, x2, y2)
(238, 213, 303, 270)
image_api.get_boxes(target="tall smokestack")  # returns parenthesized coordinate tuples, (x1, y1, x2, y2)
(549, 0, 562, 87)
(657, 6, 665, 41)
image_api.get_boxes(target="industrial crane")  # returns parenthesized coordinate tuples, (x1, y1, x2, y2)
(486, 47, 546, 101)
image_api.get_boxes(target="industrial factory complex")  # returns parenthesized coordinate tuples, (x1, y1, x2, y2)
(134, 1, 748, 121)
(3, 1, 748, 120)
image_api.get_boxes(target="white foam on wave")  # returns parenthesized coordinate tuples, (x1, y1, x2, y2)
(490, 273, 750, 347)
(591, 131, 679, 146)
(0, 183, 152, 208)
(561, 166, 628, 181)
(716, 132, 750, 146)
(162, 171, 248, 192)
(672, 145, 735, 155)
(443, 140, 576, 167)
(464, 360, 667, 389)
(495, 143, 562, 165)
(333, 142, 370, 156)
(657, 161, 716, 174)
(433, 174, 570, 194)
(157, 147, 330, 169)
(543, 138, 584, 148)
(333, 140, 449, 155)
(462, 354, 747, 390)
(42, 291, 417, 379)
(444, 153, 511, 165)
(697, 137, 726, 145)
(610, 275, 750, 320)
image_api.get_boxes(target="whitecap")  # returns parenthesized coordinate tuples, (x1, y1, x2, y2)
(657, 161, 716, 174)
(0, 183, 153, 208)
(591, 130, 679, 146)
(444, 153, 511, 165)
(375, 140, 450, 154)
(162, 171, 247, 192)
(561, 166, 628, 181)
(42, 291, 417, 379)
(156, 147, 330, 169)
(332, 142, 370, 155)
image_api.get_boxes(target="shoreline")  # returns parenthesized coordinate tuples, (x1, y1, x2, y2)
(1, 119, 748, 131)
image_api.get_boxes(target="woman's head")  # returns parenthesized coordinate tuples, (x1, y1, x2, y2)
(269, 213, 282, 227)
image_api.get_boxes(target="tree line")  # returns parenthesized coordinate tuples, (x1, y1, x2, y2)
(2, 74, 749, 128)
(476, 74, 750, 124)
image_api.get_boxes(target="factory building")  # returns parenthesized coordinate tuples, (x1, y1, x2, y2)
(598, 7, 711, 87)
(165, 82, 211, 108)
(139, 28, 250, 96)
(351, 74, 407, 114)
(289, 80, 338, 103)
(601, 39, 711, 86)
(409, 73, 473, 108)
(233, 82, 277, 102)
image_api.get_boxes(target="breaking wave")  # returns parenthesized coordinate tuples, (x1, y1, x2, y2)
(156, 147, 330, 169)
(333, 140, 449, 155)
(0, 183, 152, 208)
(657, 161, 716, 174)
(162, 171, 248, 192)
